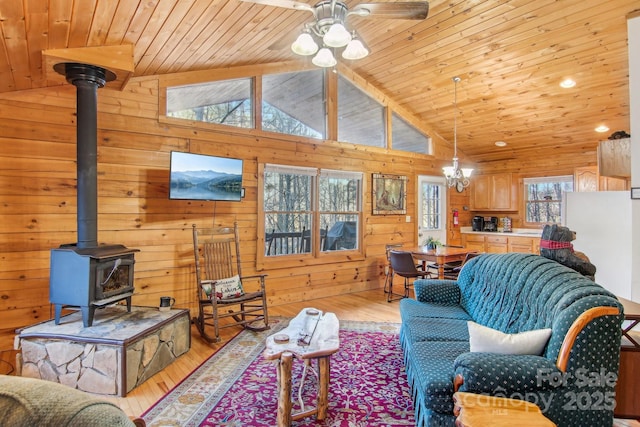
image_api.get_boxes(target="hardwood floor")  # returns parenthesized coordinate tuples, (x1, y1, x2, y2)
(96, 289, 403, 417)
(1, 289, 638, 426)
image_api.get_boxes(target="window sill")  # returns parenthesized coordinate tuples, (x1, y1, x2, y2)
(257, 250, 365, 271)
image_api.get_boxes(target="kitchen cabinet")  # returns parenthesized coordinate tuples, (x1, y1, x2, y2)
(486, 235, 508, 253)
(533, 239, 540, 255)
(598, 137, 630, 179)
(463, 234, 486, 252)
(600, 175, 628, 191)
(508, 236, 536, 253)
(462, 233, 540, 254)
(471, 173, 516, 211)
(574, 166, 598, 192)
(574, 166, 629, 192)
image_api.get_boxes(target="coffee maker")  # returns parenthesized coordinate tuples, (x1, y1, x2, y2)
(472, 216, 484, 231)
(483, 216, 499, 232)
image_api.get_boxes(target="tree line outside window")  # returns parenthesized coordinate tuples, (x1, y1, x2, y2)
(524, 176, 573, 224)
(263, 165, 362, 256)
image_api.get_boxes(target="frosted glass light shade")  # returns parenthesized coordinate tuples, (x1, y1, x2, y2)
(291, 32, 318, 56)
(342, 39, 369, 60)
(312, 48, 337, 67)
(461, 168, 473, 178)
(323, 23, 351, 47)
(442, 166, 455, 178)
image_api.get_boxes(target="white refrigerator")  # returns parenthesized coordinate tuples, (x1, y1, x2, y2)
(563, 191, 632, 298)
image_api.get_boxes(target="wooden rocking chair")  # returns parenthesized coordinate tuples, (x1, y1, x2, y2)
(192, 223, 269, 343)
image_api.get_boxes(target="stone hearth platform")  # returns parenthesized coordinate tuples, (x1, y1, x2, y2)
(16, 305, 191, 396)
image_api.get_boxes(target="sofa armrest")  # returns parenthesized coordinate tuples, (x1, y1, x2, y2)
(453, 352, 560, 395)
(413, 279, 460, 304)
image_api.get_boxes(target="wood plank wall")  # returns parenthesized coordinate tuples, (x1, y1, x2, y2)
(0, 72, 596, 333)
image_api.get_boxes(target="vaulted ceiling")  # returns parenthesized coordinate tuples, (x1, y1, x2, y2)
(1, 0, 637, 165)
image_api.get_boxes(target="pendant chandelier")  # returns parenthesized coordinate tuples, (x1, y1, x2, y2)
(442, 76, 473, 192)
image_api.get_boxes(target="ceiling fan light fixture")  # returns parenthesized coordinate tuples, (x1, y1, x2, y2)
(323, 23, 352, 47)
(342, 38, 368, 60)
(291, 32, 318, 56)
(312, 47, 337, 67)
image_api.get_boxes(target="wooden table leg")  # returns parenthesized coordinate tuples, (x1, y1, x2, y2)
(316, 356, 330, 420)
(277, 351, 293, 427)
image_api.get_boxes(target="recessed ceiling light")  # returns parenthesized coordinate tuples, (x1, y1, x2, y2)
(595, 125, 609, 133)
(495, 141, 507, 147)
(560, 79, 576, 88)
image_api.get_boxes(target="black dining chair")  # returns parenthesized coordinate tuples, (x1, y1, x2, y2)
(387, 250, 431, 302)
(427, 251, 482, 280)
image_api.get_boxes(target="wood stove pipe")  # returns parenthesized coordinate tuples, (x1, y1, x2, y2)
(53, 63, 116, 249)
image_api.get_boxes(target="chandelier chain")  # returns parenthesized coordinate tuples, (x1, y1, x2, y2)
(443, 76, 472, 189)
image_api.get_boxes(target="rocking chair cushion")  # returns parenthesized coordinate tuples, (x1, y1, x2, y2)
(202, 274, 245, 300)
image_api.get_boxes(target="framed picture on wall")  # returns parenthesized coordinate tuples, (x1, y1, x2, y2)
(372, 173, 408, 215)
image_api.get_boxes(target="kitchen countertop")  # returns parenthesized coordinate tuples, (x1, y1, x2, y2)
(460, 227, 542, 237)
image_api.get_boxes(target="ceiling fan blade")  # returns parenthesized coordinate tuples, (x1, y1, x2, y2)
(349, 1, 429, 20)
(239, 0, 314, 13)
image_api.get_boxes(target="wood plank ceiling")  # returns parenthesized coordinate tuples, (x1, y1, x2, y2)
(0, 0, 637, 165)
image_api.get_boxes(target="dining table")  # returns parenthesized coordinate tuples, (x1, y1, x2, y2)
(410, 246, 477, 279)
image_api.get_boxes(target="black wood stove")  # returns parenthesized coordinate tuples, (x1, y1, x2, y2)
(49, 63, 138, 327)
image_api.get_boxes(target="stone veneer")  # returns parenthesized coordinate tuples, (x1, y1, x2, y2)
(16, 306, 190, 396)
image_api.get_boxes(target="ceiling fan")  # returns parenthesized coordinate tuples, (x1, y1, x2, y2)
(239, 0, 429, 67)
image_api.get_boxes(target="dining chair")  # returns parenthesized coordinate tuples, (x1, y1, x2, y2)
(387, 250, 431, 302)
(428, 251, 482, 280)
(383, 243, 404, 295)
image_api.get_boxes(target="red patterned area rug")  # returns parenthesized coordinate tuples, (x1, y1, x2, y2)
(142, 318, 415, 426)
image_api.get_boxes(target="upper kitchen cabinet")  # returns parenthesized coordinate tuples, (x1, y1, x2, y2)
(574, 166, 598, 192)
(574, 166, 629, 192)
(599, 137, 630, 179)
(471, 173, 517, 211)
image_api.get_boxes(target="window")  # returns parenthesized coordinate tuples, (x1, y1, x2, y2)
(262, 70, 325, 138)
(392, 113, 431, 154)
(263, 164, 362, 257)
(338, 75, 385, 147)
(524, 176, 573, 224)
(263, 165, 314, 256)
(166, 78, 253, 128)
(417, 176, 446, 245)
(420, 182, 442, 230)
(164, 70, 431, 153)
(319, 170, 361, 252)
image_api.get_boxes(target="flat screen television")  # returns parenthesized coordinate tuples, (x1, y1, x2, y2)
(169, 151, 243, 201)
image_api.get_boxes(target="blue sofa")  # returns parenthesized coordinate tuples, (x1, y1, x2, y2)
(399, 253, 624, 427)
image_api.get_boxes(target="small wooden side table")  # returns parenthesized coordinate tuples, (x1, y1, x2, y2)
(615, 297, 640, 418)
(453, 392, 556, 427)
(264, 308, 340, 427)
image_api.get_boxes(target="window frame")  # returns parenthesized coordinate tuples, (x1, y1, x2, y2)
(523, 175, 574, 226)
(417, 175, 447, 245)
(165, 77, 254, 129)
(391, 112, 432, 155)
(262, 69, 326, 139)
(257, 163, 364, 270)
(158, 65, 433, 156)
